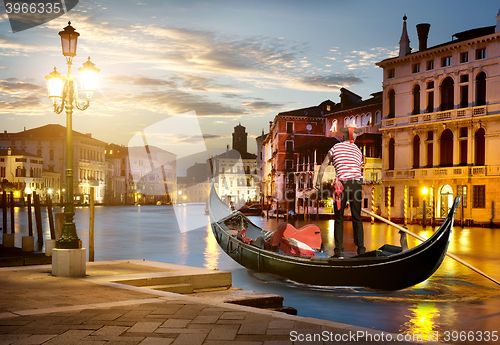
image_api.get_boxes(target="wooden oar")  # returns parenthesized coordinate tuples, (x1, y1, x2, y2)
(361, 208, 500, 287)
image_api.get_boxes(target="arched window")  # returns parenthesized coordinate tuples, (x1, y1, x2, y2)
(30, 167, 34, 177)
(440, 77, 454, 111)
(388, 138, 395, 170)
(388, 90, 395, 118)
(16, 166, 21, 177)
(37, 148, 42, 157)
(412, 135, 420, 169)
(356, 115, 361, 127)
(344, 117, 350, 127)
(49, 149, 54, 161)
(412, 84, 421, 115)
(440, 129, 453, 167)
(375, 111, 381, 124)
(475, 127, 485, 165)
(476, 72, 486, 106)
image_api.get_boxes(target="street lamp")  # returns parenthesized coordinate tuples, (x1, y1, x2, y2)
(45, 22, 100, 249)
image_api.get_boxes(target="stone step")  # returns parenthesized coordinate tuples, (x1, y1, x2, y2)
(191, 287, 284, 309)
(147, 283, 194, 294)
(113, 269, 231, 291)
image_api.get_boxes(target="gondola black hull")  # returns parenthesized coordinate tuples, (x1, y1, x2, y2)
(209, 185, 458, 291)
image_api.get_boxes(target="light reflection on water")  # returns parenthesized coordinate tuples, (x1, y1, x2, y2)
(204, 225, 220, 270)
(3, 204, 500, 335)
(400, 302, 440, 335)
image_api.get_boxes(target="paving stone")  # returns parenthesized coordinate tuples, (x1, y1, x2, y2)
(118, 311, 152, 321)
(188, 324, 240, 330)
(89, 313, 124, 321)
(204, 341, 263, 345)
(11, 334, 57, 344)
(149, 307, 181, 315)
(91, 326, 129, 337)
(220, 312, 246, 320)
(267, 320, 294, 329)
(155, 328, 209, 335)
(127, 322, 162, 333)
(170, 333, 206, 345)
(238, 322, 268, 335)
(0, 334, 30, 344)
(191, 315, 220, 324)
(0, 326, 20, 335)
(84, 335, 145, 344)
(42, 330, 94, 345)
(206, 327, 238, 340)
(159, 319, 191, 328)
(266, 329, 291, 336)
(294, 322, 321, 330)
(138, 337, 174, 345)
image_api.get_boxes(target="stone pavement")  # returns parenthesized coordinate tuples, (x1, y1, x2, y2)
(0, 260, 423, 345)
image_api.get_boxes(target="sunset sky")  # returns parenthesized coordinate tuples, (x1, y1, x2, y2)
(1, 1, 499, 156)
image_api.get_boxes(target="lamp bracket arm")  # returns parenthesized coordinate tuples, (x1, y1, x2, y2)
(53, 98, 66, 114)
(73, 88, 90, 111)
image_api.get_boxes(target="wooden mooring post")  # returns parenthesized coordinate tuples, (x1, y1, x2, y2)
(33, 191, 43, 249)
(89, 187, 95, 262)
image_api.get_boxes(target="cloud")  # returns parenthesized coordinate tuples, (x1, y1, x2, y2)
(242, 101, 285, 113)
(0, 78, 46, 115)
(125, 89, 247, 117)
(300, 74, 363, 88)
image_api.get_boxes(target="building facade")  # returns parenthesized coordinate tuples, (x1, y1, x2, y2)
(263, 101, 330, 212)
(105, 144, 134, 205)
(0, 125, 106, 204)
(208, 124, 259, 208)
(376, 12, 500, 225)
(0, 147, 46, 203)
(128, 145, 176, 205)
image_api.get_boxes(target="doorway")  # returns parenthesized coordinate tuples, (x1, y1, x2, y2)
(439, 184, 454, 218)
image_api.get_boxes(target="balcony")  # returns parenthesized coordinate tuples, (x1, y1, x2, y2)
(382, 165, 500, 180)
(382, 105, 487, 128)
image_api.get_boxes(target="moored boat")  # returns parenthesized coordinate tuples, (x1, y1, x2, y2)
(209, 184, 459, 291)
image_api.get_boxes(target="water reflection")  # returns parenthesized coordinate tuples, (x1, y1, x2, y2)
(400, 302, 440, 335)
(204, 225, 220, 270)
(4, 205, 500, 335)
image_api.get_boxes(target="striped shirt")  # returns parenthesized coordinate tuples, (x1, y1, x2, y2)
(328, 142, 363, 181)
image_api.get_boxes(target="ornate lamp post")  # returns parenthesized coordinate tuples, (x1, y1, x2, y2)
(45, 22, 100, 249)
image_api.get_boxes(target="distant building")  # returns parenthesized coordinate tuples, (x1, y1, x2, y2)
(208, 124, 259, 208)
(324, 88, 383, 215)
(128, 145, 176, 204)
(376, 11, 500, 225)
(176, 162, 211, 203)
(0, 147, 48, 203)
(263, 101, 330, 212)
(0, 125, 106, 204)
(105, 144, 133, 205)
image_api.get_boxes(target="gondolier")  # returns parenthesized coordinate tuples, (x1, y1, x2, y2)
(315, 123, 366, 258)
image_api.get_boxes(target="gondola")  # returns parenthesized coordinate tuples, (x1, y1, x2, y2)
(209, 184, 460, 291)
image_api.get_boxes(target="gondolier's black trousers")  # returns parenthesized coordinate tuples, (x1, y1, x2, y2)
(333, 179, 365, 256)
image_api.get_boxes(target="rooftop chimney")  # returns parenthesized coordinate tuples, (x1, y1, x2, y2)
(416, 23, 431, 51)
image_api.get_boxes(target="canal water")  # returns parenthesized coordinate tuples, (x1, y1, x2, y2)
(4, 204, 500, 341)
